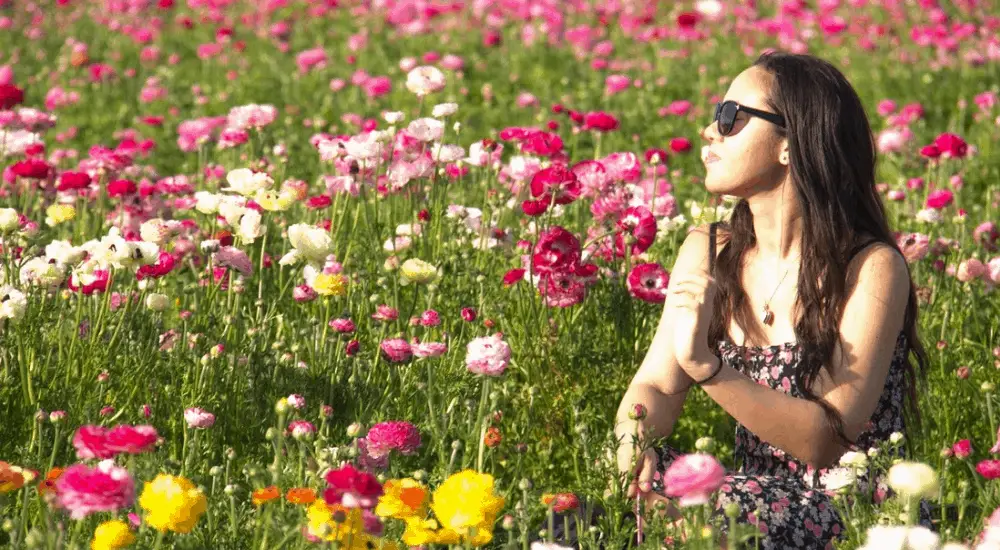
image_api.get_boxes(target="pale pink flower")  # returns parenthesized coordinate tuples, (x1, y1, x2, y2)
(213, 247, 253, 277)
(296, 47, 328, 74)
(55, 460, 135, 519)
(371, 305, 398, 322)
(287, 394, 306, 410)
(405, 66, 446, 96)
(364, 421, 421, 458)
(184, 407, 216, 429)
(329, 318, 356, 333)
(412, 342, 448, 358)
(465, 334, 511, 376)
(293, 284, 317, 302)
(957, 259, 987, 282)
(227, 104, 276, 130)
(896, 233, 930, 263)
(288, 420, 316, 439)
(662, 453, 726, 507)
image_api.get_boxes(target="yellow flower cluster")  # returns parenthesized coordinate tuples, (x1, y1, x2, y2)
(373, 470, 505, 547)
(312, 273, 348, 296)
(91, 520, 135, 550)
(45, 204, 76, 226)
(306, 500, 399, 550)
(254, 189, 296, 211)
(138, 474, 208, 534)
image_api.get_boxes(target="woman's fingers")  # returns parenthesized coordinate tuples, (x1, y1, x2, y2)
(636, 452, 657, 494)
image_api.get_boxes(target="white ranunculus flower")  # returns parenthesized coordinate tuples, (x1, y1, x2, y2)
(238, 209, 265, 244)
(838, 450, 869, 470)
(431, 102, 458, 118)
(225, 168, 273, 197)
(405, 117, 444, 142)
(0, 286, 27, 321)
(218, 197, 248, 227)
(432, 143, 465, 163)
(45, 240, 84, 266)
(287, 224, 332, 264)
(405, 66, 446, 96)
(140, 218, 172, 244)
(145, 293, 170, 312)
(915, 208, 943, 224)
(19, 257, 65, 288)
(887, 461, 939, 500)
(0, 208, 19, 233)
(194, 191, 222, 214)
(382, 111, 405, 124)
(820, 467, 857, 493)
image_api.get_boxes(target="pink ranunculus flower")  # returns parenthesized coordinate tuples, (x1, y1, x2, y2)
(380, 339, 412, 363)
(55, 460, 135, 519)
(293, 284, 317, 302)
(73, 425, 115, 460)
(627, 263, 670, 304)
(364, 421, 421, 459)
(957, 259, 987, 282)
(329, 318, 356, 333)
(990, 425, 1000, 454)
(324, 463, 383, 509)
(412, 342, 447, 358)
(465, 333, 512, 376)
(287, 394, 306, 410)
(925, 189, 954, 210)
(184, 407, 216, 429)
(104, 425, 158, 456)
(661, 453, 726, 507)
(288, 420, 316, 439)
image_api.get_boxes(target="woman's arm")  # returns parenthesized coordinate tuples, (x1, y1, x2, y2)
(614, 225, 720, 448)
(687, 244, 911, 469)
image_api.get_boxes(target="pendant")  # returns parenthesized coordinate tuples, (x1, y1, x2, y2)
(761, 305, 774, 326)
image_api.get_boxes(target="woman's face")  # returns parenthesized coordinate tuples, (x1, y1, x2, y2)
(701, 66, 789, 197)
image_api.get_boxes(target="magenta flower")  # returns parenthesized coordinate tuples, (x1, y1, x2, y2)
(615, 206, 657, 257)
(184, 408, 216, 429)
(627, 263, 670, 304)
(329, 318, 356, 333)
(55, 461, 135, 519)
(380, 339, 412, 363)
(364, 421, 421, 459)
(293, 284, 317, 302)
(925, 189, 954, 210)
(73, 425, 114, 460)
(288, 420, 317, 440)
(104, 425, 158, 456)
(465, 334, 511, 376)
(371, 305, 399, 322)
(323, 463, 383, 509)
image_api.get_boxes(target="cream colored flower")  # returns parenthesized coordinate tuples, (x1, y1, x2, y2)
(237, 209, 265, 244)
(44, 240, 84, 266)
(887, 461, 939, 500)
(405, 66, 446, 96)
(19, 257, 65, 288)
(194, 191, 222, 214)
(287, 224, 333, 265)
(399, 258, 439, 286)
(225, 168, 273, 197)
(0, 286, 27, 321)
(0, 208, 18, 233)
(145, 293, 170, 312)
(140, 218, 172, 244)
(431, 103, 458, 118)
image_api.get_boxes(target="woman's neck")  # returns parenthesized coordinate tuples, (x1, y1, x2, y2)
(746, 180, 803, 262)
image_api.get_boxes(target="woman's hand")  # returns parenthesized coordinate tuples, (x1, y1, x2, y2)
(665, 268, 719, 376)
(617, 444, 661, 500)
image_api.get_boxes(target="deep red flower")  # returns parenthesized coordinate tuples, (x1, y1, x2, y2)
(306, 195, 332, 209)
(0, 84, 24, 109)
(677, 12, 700, 28)
(627, 263, 670, 303)
(919, 144, 941, 159)
(615, 206, 657, 256)
(669, 137, 692, 153)
(932, 133, 968, 159)
(529, 165, 581, 205)
(57, 171, 92, 191)
(533, 226, 581, 275)
(136, 252, 177, 280)
(107, 179, 138, 197)
(521, 199, 549, 216)
(10, 158, 52, 179)
(537, 270, 586, 308)
(502, 268, 526, 286)
(952, 439, 972, 459)
(520, 130, 563, 157)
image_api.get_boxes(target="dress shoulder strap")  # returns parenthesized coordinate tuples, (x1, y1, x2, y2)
(846, 237, 880, 264)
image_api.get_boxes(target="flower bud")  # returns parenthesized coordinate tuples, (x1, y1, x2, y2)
(518, 478, 532, 491)
(346, 423, 363, 438)
(695, 437, 716, 453)
(209, 466, 223, 476)
(224, 484, 236, 495)
(501, 515, 515, 530)
(628, 403, 647, 421)
(982, 382, 996, 393)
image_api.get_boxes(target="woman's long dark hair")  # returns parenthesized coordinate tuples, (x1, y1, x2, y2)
(706, 52, 929, 452)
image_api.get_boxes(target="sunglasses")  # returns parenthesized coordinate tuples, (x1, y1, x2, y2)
(713, 100, 786, 136)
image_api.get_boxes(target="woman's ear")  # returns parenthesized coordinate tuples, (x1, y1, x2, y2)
(778, 141, 790, 166)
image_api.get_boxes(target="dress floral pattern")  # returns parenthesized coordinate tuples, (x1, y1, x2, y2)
(649, 331, 931, 549)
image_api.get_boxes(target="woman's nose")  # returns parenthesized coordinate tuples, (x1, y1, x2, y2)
(700, 122, 719, 143)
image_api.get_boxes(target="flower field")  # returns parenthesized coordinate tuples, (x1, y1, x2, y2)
(1, 0, 1000, 548)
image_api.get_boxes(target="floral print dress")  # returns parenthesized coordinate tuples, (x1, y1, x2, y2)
(650, 331, 931, 550)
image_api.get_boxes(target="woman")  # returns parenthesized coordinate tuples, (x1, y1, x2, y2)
(614, 51, 930, 549)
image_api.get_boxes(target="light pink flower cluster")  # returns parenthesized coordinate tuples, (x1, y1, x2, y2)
(380, 338, 412, 362)
(363, 421, 421, 459)
(73, 425, 158, 460)
(55, 460, 135, 519)
(184, 407, 216, 429)
(465, 333, 511, 376)
(288, 420, 316, 440)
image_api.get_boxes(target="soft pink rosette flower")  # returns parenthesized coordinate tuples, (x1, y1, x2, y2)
(380, 338, 412, 362)
(184, 407, 216, 429)
(465, 334, 511, 376)
(364, 421, 421, 458)
(412, 342, 447, 358)
(55, 460, 135, 519)
(957, 259, 987, 282)
(288, 420, 316, 440)
(662, 453, 726, 507)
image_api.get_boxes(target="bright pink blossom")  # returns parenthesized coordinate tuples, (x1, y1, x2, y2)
(55, 461, 135, 519)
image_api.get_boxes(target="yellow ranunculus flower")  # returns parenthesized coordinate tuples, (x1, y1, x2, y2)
(254, 189, 296, 211)
(139, 474, 208, 534)
(91, 520, 135, 550)
(430, 469, 505, 546)
(401, 517, 463, 546)
(399, 258, 439, 286)
(312, 273, 348, 296)
(307, 500, 400, 550)
(375, 478, 428, 520)
(45, 204, 76, 226)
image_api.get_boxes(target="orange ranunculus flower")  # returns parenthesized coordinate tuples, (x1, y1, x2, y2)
(483, 426, 502, 448)
(0, 462, 26, 493)
(252, 485, 281, 506)
(38, 467, 66, 496)
(285, 487, 317, 505)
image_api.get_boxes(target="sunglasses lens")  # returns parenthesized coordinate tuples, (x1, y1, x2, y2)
(718, 102, 738, 135)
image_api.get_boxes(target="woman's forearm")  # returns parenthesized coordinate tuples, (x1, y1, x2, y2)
(696, 356, 843, 468)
